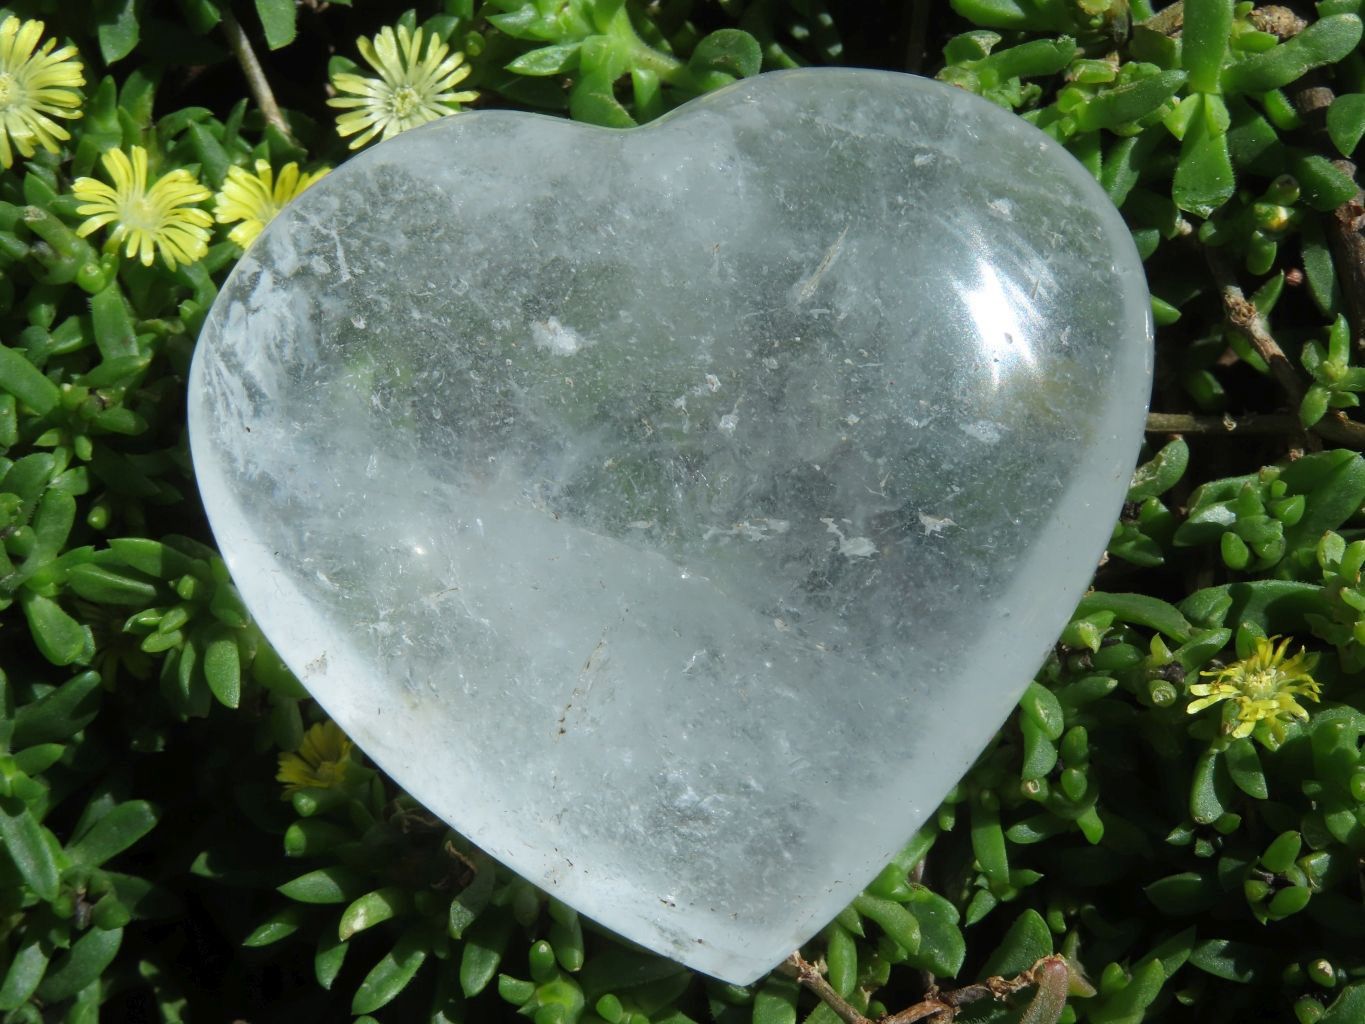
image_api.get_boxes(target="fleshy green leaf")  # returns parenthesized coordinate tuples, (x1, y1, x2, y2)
(35, 927, 123, 1004)
(1074, 592, 1194, 643)
(278, 866, 367, 904)
(1181, 0, 1233, 93)
(1129, 439, 1189, 501)
(460, 911, 514, 997)
(1223, 14, 1363, 94)
(96, 0, 141, 64)
(204, 630, 242, 709)
(689, 29, 762, 79)
(12, 670, 102, 747)
(340, 887, 411, 941)
(0, 797, 61, 901)
(244, 906, 309, 948)
(0, 344, 59, 414)
(752, 976, 798, 1024)
(505, 43, 582, 76)
(1085, 70, 1188, 133)
(20, 591, 93, 667)
(1327, 93, 1365, 156)
(1225, 738, 1269, 798)
(904, 886, 967, 977)
(1173, 95, 1236, 217)
(981, 910, 1053, 978)
(824, 923, 858, 997)
(0, 939, 50, 1011)
(1088, 959, 1167, 1024)
(352, 931, 429, 1015)
(65, 563, 159, 606)
(569, 73, 636, 128)
(1190, 746, 1233, 823)
(852, 893, 922, 954)
(1188, 938, 1268, 982)
(255, 0, 298, 50)
(67, 800, 158, 867)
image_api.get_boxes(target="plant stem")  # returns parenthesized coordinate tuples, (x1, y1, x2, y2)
(779, 954, 872, 1024)
(1316, 411, 1365, 448)
(781, 953, 1073, 1024)
(1291, 77, 1365, 352)
(1146, 412, 1299, 434)
(219, 2, 292, 140)
(1203, 249, 1365, 448)
(1207, 248, 1307, 410)
(1146, 411, 1365, 447)
(902, 0, 931, 73)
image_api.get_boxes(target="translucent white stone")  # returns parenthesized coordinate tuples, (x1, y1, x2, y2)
(188, 68, 1152, 983)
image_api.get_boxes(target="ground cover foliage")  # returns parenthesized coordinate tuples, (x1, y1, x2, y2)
(2, 0, 1365, 1021)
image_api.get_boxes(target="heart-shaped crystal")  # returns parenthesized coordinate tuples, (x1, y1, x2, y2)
(189, 68, 1152, 983)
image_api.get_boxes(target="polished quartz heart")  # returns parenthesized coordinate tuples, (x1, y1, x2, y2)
(188, 68, 1152, 983)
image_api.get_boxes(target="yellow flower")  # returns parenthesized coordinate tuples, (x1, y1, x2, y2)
(277, 721, 354, 793)
(72, 146, 212, 270)
(1188, 635, 1322, 743)
(0, 15, 84, 169)
(328, 24, 477, 150)
(214, 159, 329, 249)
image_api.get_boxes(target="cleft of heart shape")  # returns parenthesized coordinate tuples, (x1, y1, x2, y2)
(189, 68, 1152, 984)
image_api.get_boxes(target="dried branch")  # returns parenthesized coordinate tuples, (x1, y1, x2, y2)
(1146, 412, 1300, 435)
(219, 3, 292, 140)
(1291, 79, 1365, 352)
(1206, 248, 1308, 410)
(880, 999, 952, 1023)
(779, 954, 871, 1024)
(1146, 411, 1365, 448)
(1325, 194, 1365, 344)
(1316, 411, 1365, 449)
(902, 0, 932, 73)
(780, 953, 1073, 1024)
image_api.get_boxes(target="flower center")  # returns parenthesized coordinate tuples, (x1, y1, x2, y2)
(390, 85, 422, 120)
(313, 759, 347, 786)
(1240, 668, 1279, 701)
(119, 196, 162, 233)
(0, 72, 18, 108)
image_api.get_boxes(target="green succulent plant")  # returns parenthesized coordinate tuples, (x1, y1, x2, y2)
(4, 1, 1365, 1022)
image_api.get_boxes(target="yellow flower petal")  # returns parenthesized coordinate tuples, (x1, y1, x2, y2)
(212, 159, 328, 249)
(1186, 634, 1322, 746)
(0, 15, 84, 169)
(277, 720, 354, 794)
(70, 144, 211, 271)
(328, 24, 477, 150)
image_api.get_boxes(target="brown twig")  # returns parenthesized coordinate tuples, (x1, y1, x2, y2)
(1291, 78, 1365, 352)
(1146, 409, 1365, 448)
(219, 3, 293, 140)
(902, 0, 932, 74)
(781, 953, 1072, 1024)
(1317, 411, 1365, 449)
(779, 954, 872, 1024)
(1325, 193, 1365, 348)
(1146, 412, 1300, 435)
(1206, 248, 1308, 409)
(881, 999, 952, 1023)
(1191, 82, 1365, 453)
